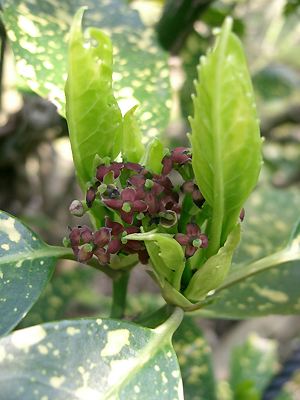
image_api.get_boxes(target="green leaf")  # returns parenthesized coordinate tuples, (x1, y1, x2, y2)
(122, 105, 145, 163)
(126, 231, 185, 291)
(230, 334, 278, 399)
(141, 138, 164, 174)
(0, 311, 184, 399)
(66, 7, 123, 187)
(189, 17, 262, 256)
(2, 0, 171, 142)
(192, 187, 300, 318)
(173, 316, 217, 400)
(0, 211, 68, 337)
(184, 224, 240, 302)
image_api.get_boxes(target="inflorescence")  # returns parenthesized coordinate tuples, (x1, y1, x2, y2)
(68, 147, 210, 265)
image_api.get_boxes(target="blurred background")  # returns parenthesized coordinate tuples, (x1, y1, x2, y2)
(0, 0, 300, 398)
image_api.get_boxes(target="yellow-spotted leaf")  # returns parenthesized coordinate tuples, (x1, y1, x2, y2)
(0, 211, 68, 337)
(173, 317, 217, 400)
(190, 17, 262, 257)
(193, 187, 300, 318)
(0, 313, 184, 399)
(1, 0, 170, 142)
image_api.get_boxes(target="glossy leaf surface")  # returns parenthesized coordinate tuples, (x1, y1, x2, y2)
(66, 8, 122, 186)
(190, 17, 262, 255)
(194, 186, 300, 318)
(0, 315, 183, 399)
(0, 211, 63, 336)
(173, 317, 216, 400)
(2, 0, 170, 140)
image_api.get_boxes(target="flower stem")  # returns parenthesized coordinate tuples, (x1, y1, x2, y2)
(110, 271, 130, 319)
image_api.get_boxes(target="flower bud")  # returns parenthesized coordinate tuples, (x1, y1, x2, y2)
(69, 200, 85, 217)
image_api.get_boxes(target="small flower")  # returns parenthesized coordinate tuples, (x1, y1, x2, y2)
(239, 208, 245, 222)
(162, 147, 192, 175)
(103, 188, 148, 224)
(175, 223, 208, 257)
(181, 181, 205, 208)
(69, 225, 94, 262)
(86, 186, 97, 208)
(96, 162, 124, 182)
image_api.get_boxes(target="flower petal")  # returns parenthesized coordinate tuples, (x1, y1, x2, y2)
(121, 188, 136, 202)
(175, 233, 189, 246)
(94, 227, 111, 247)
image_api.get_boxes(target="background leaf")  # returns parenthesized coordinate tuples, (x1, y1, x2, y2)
(1, 0, 171, 141)
(229, 334, 278, 399)
(0, 211, 62, 336)
(0, 317, 183, 399)
(193, 186, 300, 318)
(173, 316, 217, 400)
(190, 18, 262, 255)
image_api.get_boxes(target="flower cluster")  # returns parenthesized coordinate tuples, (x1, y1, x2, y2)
(68, 147, 209, 266)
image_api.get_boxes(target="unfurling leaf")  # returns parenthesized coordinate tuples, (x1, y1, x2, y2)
(122, 105, 145, 163)
(141, 138, 164, 174)
(190, 17, 262, 257)
(125, 232, 185, 291)
(65, 7, 123, 188)
(184, 224, 240, 302)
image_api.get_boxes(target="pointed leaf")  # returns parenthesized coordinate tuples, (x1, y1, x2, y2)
(0, 315, 184, 399)
(190, 17, 262, 256)
(0, 211, 67, 336)
(66, 8, 122, 187)
(2, 0, 171, 142)
(173, 316, 217, 400)
(185, 225, 240, 302)
(122, 105, 145, 163)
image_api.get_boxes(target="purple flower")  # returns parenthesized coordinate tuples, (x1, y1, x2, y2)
(96, 162, 124, 182)
(175, 223, 208, 257)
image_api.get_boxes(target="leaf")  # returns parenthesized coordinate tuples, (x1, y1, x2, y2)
(184, 224, 240, 302)
(2, 0, 171, 141)
(173, 316, 217, 400)
(0, 211, 67, 337)
(192, 187, 300, 318)
(126, 231, 185, 291)
(230, 334, 278, 399)
(141, 138, 164, 174)
(122, 105, 145, 163)
(0, 313, 184, 399)
(66, 7, 123, 187)
(189, 17, 262, 256)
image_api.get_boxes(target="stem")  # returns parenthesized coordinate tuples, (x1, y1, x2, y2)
(154, 306, 184, 337)
(110, 271, 130, 319)
(215, 247, 300, 294)
(135, 304, 172, 328)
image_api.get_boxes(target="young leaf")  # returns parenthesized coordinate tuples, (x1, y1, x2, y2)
(0, 211, 69, 337)
(0, 312, 184, 399)
(230, 334, 278, 399)
(65, 7, 123, 188)
(122, 105, 145, 163)
(141, 138, 164, 174)
(184, 224, 240, 302)
(189, 17, 262, 256)
(173, 317, 217, 400)
(125, 232, 185, 291)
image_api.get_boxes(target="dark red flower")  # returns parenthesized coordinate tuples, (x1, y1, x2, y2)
(175, 223, 208, 257)
(162, 147, 191, 175)
(103, 188, 147, 224)
(96, 162, 124, 182)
